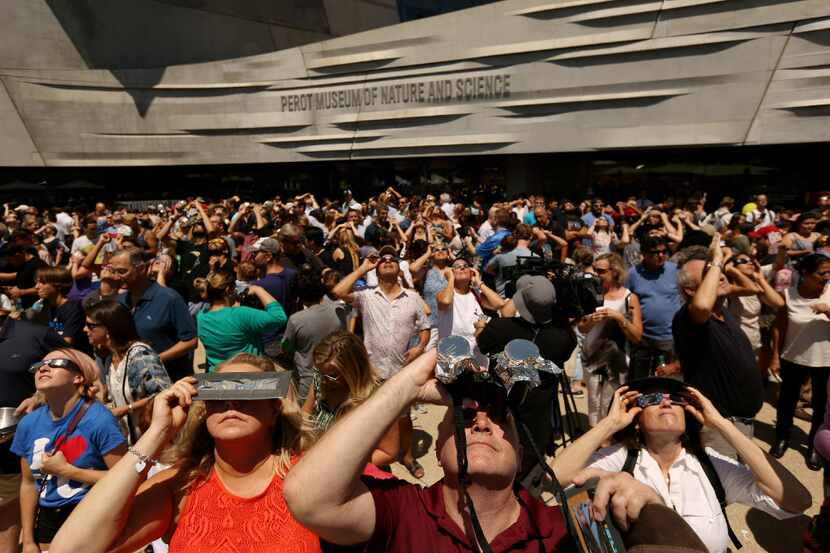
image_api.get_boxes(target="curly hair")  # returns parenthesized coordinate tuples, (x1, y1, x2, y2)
(162, 353, 311, 489)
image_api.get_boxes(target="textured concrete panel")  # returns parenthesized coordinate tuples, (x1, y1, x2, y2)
(0, 80, 44, 166)
(3, 0, 830, 166)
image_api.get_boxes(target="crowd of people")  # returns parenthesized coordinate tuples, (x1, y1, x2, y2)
(0, 186, 825, 552)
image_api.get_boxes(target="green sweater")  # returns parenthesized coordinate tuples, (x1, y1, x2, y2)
(196, 302, 287, 371)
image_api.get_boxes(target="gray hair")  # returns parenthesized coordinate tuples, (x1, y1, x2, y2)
(675, 246, 710, 301)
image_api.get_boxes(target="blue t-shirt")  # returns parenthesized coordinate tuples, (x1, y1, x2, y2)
(422, 268, 448, 327)
(624, 262, 682, 342)
(11, 400, 124, 508)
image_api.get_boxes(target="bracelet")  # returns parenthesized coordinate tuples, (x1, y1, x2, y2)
(128, 403, 134, 413)
(128, 446, 158, 473)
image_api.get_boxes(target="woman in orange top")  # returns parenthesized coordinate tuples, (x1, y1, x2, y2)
(48, 353, 320, 553)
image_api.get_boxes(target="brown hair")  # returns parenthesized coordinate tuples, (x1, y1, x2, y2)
(36, 267, 73, 295)
(193, 271, 235, 303)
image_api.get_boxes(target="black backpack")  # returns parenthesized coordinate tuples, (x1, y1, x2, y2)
(622, 448, 742, 549)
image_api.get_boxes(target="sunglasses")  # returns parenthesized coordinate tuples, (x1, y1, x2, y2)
(452, 263, 470, 270)
(635, 392, 689, 409)
(379, 254, 398, 263)
(320, 372, 341, 383)
(732, 258, 752, 266)
(30, 358, 81, 374)
(462, 402, 508, 426)
(84, 320, 104, 329)
(593, 267, 609, 275)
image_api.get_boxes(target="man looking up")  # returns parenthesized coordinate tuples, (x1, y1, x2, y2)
(625, 235, 682, 380)
(333, 245, 430, 479)
(285, 351, 706, 553)
(673, 236, 764, 458)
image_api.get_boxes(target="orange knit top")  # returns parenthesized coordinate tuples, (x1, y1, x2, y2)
(168, 468, 321, 553)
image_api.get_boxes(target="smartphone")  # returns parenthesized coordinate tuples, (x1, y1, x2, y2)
(563, 478, 626, 553)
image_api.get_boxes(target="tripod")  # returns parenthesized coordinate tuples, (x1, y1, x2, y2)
(550, 371, 583, 452)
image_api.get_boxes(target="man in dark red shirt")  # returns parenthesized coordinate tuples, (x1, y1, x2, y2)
(285, 351, 706, 553)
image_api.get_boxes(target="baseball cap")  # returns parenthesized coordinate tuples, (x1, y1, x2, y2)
(512, 275, 556, 325)
(359, 246, 379, 259)
(250, 238, 280, 255)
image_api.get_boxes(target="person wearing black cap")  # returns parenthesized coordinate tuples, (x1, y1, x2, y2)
(549, 378, 811, 553)
(476, 274, 576, 476)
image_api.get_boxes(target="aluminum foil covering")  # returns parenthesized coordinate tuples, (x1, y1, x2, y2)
(195, 372, 292, 400)
(492, 339, 563, 394)
(436, 335, 475, 384)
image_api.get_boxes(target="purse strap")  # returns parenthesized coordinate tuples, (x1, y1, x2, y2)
(48, 398, 93, 456)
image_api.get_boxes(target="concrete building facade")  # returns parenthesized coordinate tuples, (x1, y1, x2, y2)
(2, 0, 830, 168)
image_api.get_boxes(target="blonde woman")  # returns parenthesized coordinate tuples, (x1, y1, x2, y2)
(578, 253, 643, 426)
(329, 226, 360, 276)
(13, 348, 126, 552)
(304, 331, 399, 469)
(49, 353, 321, 553)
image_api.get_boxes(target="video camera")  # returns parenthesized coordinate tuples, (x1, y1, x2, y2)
(505, 257, 604, 320)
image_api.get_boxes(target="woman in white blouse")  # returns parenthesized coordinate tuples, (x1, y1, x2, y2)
(551, 378, 810, 553)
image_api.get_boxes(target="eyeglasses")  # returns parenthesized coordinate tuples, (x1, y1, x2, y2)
(30, 358, 81, 374)
(320, 372, 341, 383)
(636, 392, 689, 408)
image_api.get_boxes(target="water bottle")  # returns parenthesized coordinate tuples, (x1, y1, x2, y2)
(654, 354, 666, 377)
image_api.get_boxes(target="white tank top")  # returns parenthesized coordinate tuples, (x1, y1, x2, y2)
(781, 285, 830, 367)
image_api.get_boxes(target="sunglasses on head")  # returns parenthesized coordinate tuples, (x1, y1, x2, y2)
(636, 392, 690, 409)
(30, 358, 81, 374)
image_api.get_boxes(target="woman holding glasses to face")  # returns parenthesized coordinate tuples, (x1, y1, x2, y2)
(48, 354, 320, 553)
(550, 378, 810, 553)
(12, 348, 126, 553)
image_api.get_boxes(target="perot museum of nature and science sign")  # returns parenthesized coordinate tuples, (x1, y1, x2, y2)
(2, 0, 830, 167)
(280, 75, 512, 113)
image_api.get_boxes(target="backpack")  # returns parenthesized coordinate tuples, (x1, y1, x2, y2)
(622, 448, 742, 549)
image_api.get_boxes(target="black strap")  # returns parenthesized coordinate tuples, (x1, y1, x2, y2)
(624, 447, 741, 549)
(622, 448, 638, 475)
(452, 403, 493, 553)
(34, 399, 93, 537)
(697, 449, 742, 549)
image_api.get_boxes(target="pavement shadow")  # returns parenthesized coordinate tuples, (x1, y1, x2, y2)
(754, 419, 809, 454)
(746, 508, 810, 553)
(412, 428, 433, 459)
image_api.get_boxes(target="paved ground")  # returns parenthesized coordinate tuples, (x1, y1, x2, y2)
(390, 371, 820, 553)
